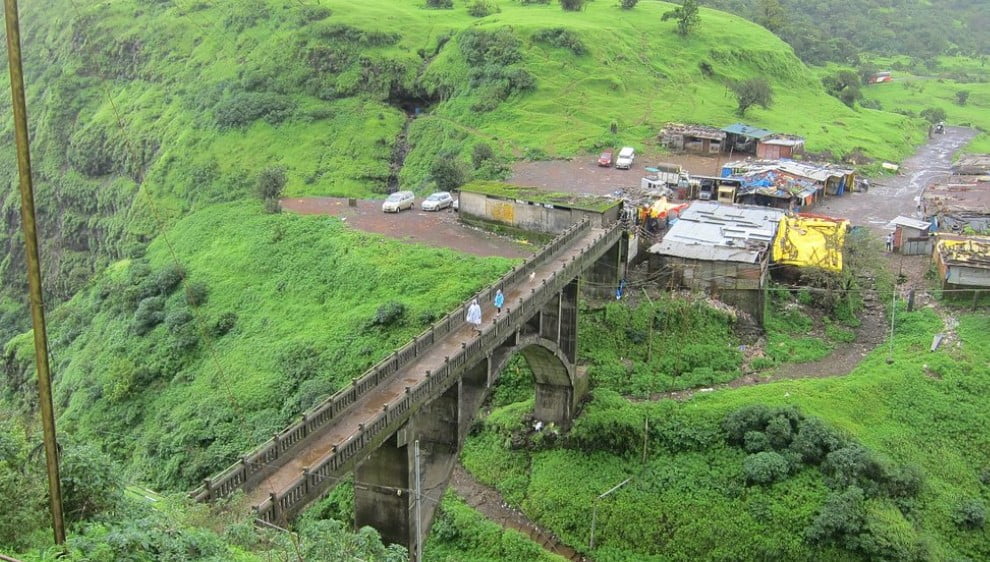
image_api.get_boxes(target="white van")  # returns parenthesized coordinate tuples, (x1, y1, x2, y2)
(382, 190, 415, 213)
(615, 146, 635, 169)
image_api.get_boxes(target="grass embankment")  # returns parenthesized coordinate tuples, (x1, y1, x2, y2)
(0, 0, 929, 335)
(2, 203, 515, 490)
(854, 56, 990, 154)
(454, 304, 990, 560)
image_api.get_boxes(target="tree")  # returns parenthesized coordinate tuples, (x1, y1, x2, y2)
(661, 0, 700, 37)
(430, 157, 467, 192)
(755, 0, 786, 33)
(731, 77, 774, 116)
(955, 90, 970, 105)
(822, 70, 863, 107)
(256, 165, 287, 213)
(919, 107, 946, 124)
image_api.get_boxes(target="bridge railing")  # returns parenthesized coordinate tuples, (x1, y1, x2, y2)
(191, 219, 594, 502)
(252, 223, 623, 524)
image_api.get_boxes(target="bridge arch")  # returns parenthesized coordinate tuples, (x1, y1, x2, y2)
(490, 334, 586, 429)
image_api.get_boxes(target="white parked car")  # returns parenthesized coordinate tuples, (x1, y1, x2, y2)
(421, 191, 454, 211)
(615, 146, 635, 169)
(382, 190, 415, 213)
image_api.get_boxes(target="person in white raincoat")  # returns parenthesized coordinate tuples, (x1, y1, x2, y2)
(466, 299, 483, 335)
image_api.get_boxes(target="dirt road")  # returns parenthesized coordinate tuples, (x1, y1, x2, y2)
(795, 126, 976, 232)
(509, 153, 724, 197)
(280, 197, 532, 259)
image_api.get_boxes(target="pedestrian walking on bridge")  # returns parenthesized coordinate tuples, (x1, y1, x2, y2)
(494, 289, 504, 315)
(466, 299, 483, 335)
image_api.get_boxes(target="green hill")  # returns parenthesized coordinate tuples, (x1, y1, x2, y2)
(0, 0, 924, 339)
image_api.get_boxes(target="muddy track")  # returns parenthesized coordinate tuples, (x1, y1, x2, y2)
(449, 464, 588, 562)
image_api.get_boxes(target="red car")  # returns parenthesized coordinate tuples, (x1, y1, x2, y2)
(597, 150, 613, 167)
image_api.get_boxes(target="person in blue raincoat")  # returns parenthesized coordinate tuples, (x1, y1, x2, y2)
(466, 299, 483, 335)
(493, 289, 505, 314)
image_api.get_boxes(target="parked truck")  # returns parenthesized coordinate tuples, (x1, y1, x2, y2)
(641, 163, 689, 190)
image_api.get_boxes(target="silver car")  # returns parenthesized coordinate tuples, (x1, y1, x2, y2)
(421, 191, 454, 211)
(382, 191, 415, 213)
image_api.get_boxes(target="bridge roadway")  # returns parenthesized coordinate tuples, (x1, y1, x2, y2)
(242, 224, 616, 512)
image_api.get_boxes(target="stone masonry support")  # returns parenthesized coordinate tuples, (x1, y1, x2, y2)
(584, 236, 625, 298)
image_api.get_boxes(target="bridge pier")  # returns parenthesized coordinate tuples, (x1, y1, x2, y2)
(584, 235, 626, 299)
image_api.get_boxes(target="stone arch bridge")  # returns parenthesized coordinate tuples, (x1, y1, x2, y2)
(191, 219, 626, 558)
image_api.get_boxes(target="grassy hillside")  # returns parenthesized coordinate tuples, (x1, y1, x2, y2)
(0, 0, 927, 332)
(459, 302, 990, 560)
(2, 203, 515, 490)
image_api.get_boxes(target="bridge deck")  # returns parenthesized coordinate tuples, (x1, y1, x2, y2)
(244, 226, 610, 508)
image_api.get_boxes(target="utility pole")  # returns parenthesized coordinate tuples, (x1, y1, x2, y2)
(414, 439, 423, 562)
(3, 0, 65, 545)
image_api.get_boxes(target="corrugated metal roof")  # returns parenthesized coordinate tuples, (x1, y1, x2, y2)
(889, 216, 931, 231)
(721, 123, 774, 139)
(648, 201, 784, 263)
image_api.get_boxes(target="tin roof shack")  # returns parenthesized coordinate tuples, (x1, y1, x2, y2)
(648, 201, 784, 324)
(722, 123, 773, 155)
(922, 176, 990, 234)
(457, 181, 620, 235)
(952, 154, 990, 176)
(722, 160, 855, 209)
(659, 123, 726, 154)
(757, 135, 805, 160)
(889, 216, 932, 255)
(933, 234, 990, 292)
(771, 214, 849, 273)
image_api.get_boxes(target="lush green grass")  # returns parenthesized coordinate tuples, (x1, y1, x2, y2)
(461, 306, 990, 560)
(426, 492, 567, 562)
(2, 203, 515, 490)
(579, 298, 743, 397)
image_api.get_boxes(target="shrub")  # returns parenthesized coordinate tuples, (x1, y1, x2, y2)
(257, 166, 287, 213)
(955, 90, 970, 105)
(155, 263, 186, 295)
(430, 157, 467, 191)
(722, 404, 773, 445)
(210, 312, 238, 337)
(426, 0, 453, 8)
(953, 498, 986, 530)
(789, 417, 847, 465)
(559, 0, 585, 10)
(471, 142, 495, 168)
(214, 91, 293, 128)
(165, 309, 194, 333)
(133, 296, 166, 335)
(743, 451, 790, 485)
(467, 0, 499, 17)
(296, 5, 331, 24)
(919, 107, 946, 124)
(532, 28, 586, 55)
(370, 301, 406, 328)
(743, 430, 770, 453)
(60, 441, 124, 522)
(805, 486, 866, 545)
(822, 445, 886, 493)
(185, 280, 209, 307)
(765, 415, 794, 449)
(620, 0, 639, 8)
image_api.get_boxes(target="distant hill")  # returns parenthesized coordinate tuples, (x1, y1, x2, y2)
(704, 0, 989, 64)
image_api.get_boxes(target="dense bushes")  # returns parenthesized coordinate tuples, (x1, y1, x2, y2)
(532, 28, 586, 55)
(467, 0, 499, 17)
(724, 405, 929, 560)
(458, 28, 536, 111)
(214, 91, 294, 128)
